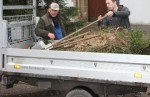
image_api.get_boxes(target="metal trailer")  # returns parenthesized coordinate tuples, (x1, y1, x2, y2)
(0, 1, 150, 97)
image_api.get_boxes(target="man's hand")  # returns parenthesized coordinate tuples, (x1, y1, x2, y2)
(106, 11, 114, 17)
(98, 15, 102, 21)
(48, 33, 55, 40)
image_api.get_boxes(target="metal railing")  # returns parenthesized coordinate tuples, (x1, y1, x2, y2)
(0, 0, 36, 45)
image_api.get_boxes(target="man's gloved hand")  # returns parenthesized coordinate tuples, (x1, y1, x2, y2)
(48, 33, 55, 40)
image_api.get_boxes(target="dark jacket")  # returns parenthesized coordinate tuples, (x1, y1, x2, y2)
(102, 5, 131, 30)
(35, 12, 66, 40)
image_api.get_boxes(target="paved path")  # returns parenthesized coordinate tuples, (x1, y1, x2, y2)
(0, 82, 66, 97)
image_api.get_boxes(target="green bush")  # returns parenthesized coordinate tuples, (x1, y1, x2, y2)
(128, 30, 150, 54)
(65, 20, 86, 35)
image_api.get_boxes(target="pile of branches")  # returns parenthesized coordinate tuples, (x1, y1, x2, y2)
(52, 27, 150, 54)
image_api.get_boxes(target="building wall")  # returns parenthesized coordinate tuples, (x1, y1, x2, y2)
(72, 0, 150, 25)
(121, 0, 150, 25)
(72, 0, 88, 20)
(64, 0, 74, 7)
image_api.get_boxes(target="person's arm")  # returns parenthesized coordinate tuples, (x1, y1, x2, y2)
(102, 18, 109, 26)
(35, 18, 51, 39)
(113, 7, 130, 17)
(98, 15, 109, 26)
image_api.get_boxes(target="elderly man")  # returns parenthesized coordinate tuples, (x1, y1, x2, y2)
(98, 0, 131, 30)
(35, 2, 66, 42)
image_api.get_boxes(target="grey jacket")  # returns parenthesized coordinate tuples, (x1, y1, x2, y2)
(35, 12, 66, 40)
(102, 5, 131, 29)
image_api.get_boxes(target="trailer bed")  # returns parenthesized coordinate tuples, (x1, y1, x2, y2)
(2, 48, 150, 87)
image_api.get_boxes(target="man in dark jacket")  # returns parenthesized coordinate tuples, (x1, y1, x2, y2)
(98, 0, 131, 30)
(35, 2, 66, 41)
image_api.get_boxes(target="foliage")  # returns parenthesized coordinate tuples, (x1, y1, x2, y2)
(57, 27, 150, 55)
(86, 28, 131, 53)
(3, 0, 31, 15)
(65, 20, 86, 35)
(128, 30, 150, 54)
(95, 28, 150, 55)
(99, 28, 150, 54)
(3, 0, 27, 5)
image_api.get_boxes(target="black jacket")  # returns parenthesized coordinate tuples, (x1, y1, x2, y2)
(102, 5, 131, 30)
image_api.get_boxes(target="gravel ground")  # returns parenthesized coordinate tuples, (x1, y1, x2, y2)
(0, 83, 44, 97)
(0, 82, 66, 97)
(0, 83, 150, 97)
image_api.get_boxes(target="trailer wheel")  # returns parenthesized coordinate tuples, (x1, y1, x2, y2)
(66, 89, 93, 97)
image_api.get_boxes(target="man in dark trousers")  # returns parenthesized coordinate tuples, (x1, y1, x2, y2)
(98, 0, 131, 30)
(35, 2, 66, 42)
